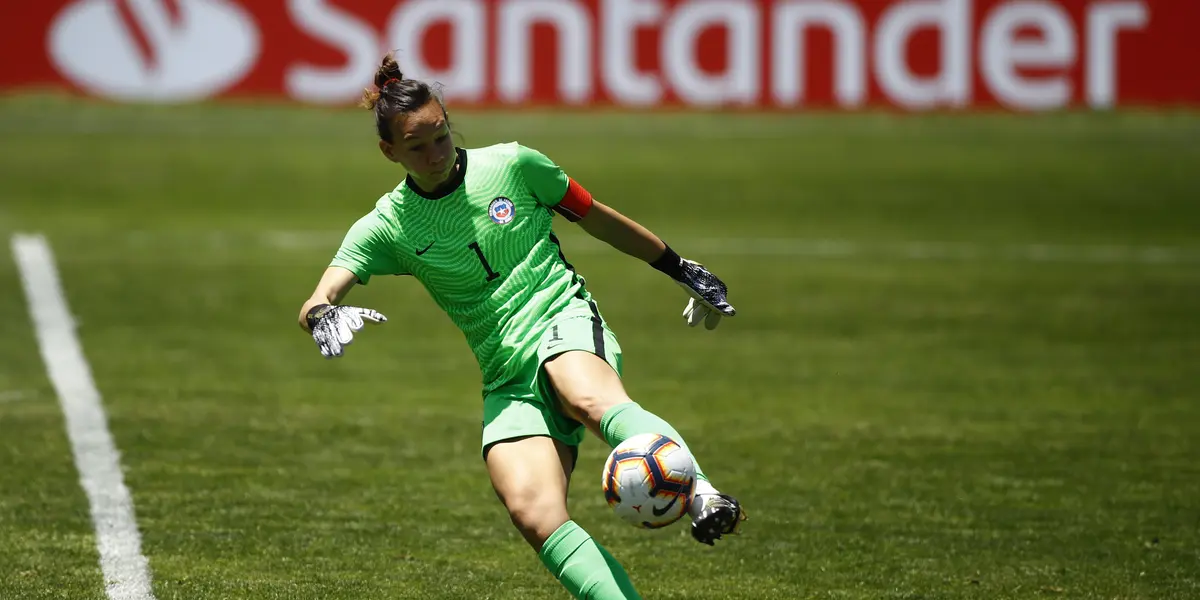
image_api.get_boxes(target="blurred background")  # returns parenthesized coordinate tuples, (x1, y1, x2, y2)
(2, 1, 1198, 599)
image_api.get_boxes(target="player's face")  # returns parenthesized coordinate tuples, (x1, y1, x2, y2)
(381, 100, 457, 189)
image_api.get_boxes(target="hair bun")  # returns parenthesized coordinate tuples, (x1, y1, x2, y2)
(374, 52, 404, 89)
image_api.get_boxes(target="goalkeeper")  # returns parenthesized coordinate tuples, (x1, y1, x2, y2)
(298, 53, 746, 600)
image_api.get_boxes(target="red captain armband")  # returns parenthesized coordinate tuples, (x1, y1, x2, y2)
(553, 177, 594, 222)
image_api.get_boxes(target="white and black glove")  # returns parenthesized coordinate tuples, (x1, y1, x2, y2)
(306, 304, 387, 358)
(650, 246, 736, 330)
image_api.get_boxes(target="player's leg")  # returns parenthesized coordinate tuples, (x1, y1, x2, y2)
(485, 435, 572, 548)
(542, 346, 746, 545)
(485, 435, 641, 599)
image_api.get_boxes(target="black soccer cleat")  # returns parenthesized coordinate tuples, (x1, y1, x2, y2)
(690, 493, 747, 546)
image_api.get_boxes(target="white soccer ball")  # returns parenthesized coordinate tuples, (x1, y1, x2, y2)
(602, 433, 697, 528)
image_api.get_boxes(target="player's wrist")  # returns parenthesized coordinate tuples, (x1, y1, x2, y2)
(305, 303, 332, 331)
(650, 245, 685, 280)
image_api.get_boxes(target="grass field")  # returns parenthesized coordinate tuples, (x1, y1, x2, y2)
(1, 95, 1198, 599)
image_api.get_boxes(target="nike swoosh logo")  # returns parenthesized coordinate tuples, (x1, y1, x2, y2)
(415, 241, 434, 256)
(652, 493, 681, 517)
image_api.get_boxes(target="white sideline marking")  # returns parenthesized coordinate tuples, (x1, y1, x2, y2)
(11, 234, 156, 600)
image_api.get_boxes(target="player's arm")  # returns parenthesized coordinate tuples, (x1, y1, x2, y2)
(517, 143, 735, 329)
(300, 211, 400, 357)
(573, 198, 735, 329)
(575, 199, 665, 263)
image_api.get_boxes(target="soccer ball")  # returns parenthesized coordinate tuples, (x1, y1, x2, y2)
(602, 433, 696, 528)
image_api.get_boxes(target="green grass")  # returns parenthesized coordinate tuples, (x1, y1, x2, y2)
(1, 95, 1198, 599)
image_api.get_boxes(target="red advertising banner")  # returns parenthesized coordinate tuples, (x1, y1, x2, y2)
(1, 0, 1195, 110)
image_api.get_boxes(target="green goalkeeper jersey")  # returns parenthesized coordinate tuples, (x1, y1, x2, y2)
(330, 143, 596, 392)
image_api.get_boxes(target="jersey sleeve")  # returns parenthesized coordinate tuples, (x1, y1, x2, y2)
(329, 209, 407, 285)
(516, 144, 570, 207)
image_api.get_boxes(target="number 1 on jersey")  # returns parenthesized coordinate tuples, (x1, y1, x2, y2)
(468, 242, 500, 282)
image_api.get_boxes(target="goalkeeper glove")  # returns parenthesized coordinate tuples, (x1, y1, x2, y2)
(306, 304, 387, 358)
(650, 246, 736, 330)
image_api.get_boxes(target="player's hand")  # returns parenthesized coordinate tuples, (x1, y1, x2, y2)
(306, 304, 387, 358)
(673, 258, 736, 330)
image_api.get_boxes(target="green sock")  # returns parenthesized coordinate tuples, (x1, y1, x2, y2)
(599, 402, 707, 482)
(538, 520, 641, 600)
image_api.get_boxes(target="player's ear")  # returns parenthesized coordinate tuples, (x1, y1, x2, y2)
(378, 139, 399, 163)
(441, 107, 457, 137)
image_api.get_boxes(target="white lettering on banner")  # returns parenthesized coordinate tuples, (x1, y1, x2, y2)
(772, 1, 867, 107)
(45, 0, 1152, 110)
(875, 0, 972, 109)
(287, 0, 378, 104)
(498, 0, 592, 104)
(602, 0, 664, 105)
(49, 0, 258, 101)
(1087, 2, 1149, 108)
(982, 1, 1076, 110)
(664, 0, 760, 106)
(386, 0, 485, 102)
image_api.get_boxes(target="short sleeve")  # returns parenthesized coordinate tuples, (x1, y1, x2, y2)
(516, 144, 570, 207)
(329, 209, 406, 285)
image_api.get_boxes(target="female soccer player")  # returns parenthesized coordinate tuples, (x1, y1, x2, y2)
(297, 53, 745, 599)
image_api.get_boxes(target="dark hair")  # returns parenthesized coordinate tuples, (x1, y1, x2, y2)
(359, 52, 445, 143)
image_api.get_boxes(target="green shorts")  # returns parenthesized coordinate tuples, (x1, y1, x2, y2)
(481, 304, 622, 460)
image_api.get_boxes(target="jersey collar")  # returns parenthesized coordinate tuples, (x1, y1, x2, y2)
(405, 147, 467, 200)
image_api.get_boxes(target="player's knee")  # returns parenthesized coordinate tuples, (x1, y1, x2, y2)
(502, 486, 569, 546)
(562, 393, 629, 427)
